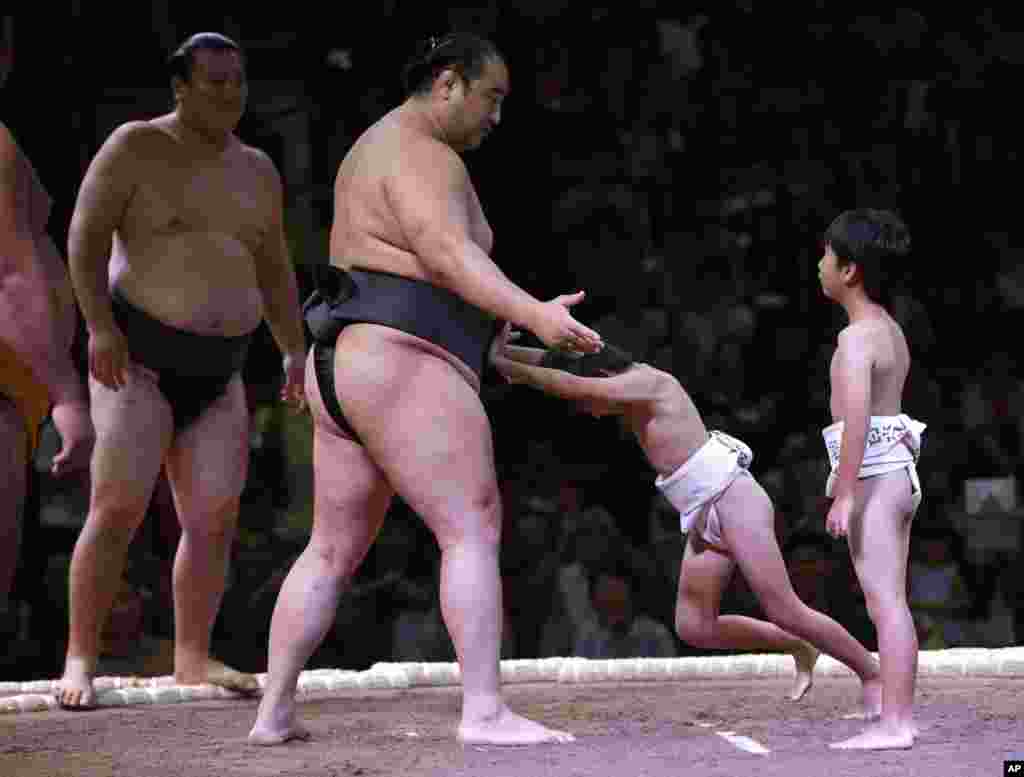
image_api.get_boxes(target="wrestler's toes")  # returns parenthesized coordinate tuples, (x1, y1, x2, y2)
(56, 685, 97, 711)
(57, 659, 98, 710)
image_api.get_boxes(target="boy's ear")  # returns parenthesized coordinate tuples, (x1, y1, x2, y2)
(841, 261, 860, 286)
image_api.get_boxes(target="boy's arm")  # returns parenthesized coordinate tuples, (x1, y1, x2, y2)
(830, 328, 874, 502)
(493, 349, 655, 404)
(493, 351, 606, 400)
(501, 344, 546, 366)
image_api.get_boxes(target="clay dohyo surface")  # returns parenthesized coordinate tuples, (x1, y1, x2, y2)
(2, 675, 1021, 777)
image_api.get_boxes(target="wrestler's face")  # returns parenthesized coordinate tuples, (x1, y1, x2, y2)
(445, 58, 508, 151)
(175, 48, 247, 136)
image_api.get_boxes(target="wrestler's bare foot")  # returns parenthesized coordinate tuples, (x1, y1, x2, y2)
(829, 721, 915, 750)
(249, 698, 312, 746)
(176, 657, 260, 695)
(458, 706, 575, 746)
(56, 656, 98, 710)
(788, 641, 819, 701)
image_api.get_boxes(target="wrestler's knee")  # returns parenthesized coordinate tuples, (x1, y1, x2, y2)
(677, 621, 715, 649)
(434, 488, 502, 550)
(81, 502, 145, 551)
(675, 604, 713, 648)
(177, 495, 240, 540)
(305, 537, 363, 581)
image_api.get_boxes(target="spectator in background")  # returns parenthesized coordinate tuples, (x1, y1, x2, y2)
(907, 524, 971, 648)
(574, 563, 677, 659)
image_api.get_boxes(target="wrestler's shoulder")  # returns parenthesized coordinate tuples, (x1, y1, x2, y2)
(100, 120, 175, 157)
(0, 121, 25, 163)
(236, 141, 283, 181)
(0, 124, 15, 169)
(236, 140, 276, 168)
(391, 124, 465, 168)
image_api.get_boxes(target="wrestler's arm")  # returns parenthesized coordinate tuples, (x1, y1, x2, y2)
(0, 124, 82, 403)
(248, 149, 305, 358)
(386, 143, 597, 349)
(67, 122, 147, 337)
(830, 326, 874, 502)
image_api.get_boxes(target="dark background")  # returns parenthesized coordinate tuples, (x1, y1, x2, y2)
(4, 3, 1022, 679)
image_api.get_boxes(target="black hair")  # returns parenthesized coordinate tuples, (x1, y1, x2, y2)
(540, 342, 634, 377)
(823, 208, 911, 301)
(585, 551, 632, 595)
(400, 32, 503, 97)
(167, 32, 243, 84)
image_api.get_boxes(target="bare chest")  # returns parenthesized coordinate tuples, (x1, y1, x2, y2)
(828, 345, 908, 419)
(123, 161, 269, 250)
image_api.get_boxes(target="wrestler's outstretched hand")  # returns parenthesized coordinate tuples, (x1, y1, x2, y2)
(280, 350, 306, 412)
(531, 291, 603, 354)
(88, 322, 133, 390)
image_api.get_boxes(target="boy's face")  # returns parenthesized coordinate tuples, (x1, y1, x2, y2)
(817, 243, 850, 300)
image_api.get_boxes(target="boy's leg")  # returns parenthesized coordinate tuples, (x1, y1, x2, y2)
(717, 473, 882, 705)
(674, 480, 823, 701)
(831, 471, 917, 750)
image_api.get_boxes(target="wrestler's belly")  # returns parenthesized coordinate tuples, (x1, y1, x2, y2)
(336, 323, 481, 392)
(330, 229, 488, 288)
(331, 250, 444, 287)
(112, 232, 264, 336)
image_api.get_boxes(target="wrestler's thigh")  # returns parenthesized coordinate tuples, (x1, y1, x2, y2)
(334, 342, 499, 543)
(306, 349, 394, 546)
(89, 375, 173, 510)
(676, 532, 736, 621)
(847, 473, 913, 601)
(164, 374, 250, 514)
(717, 474, 800, 610)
